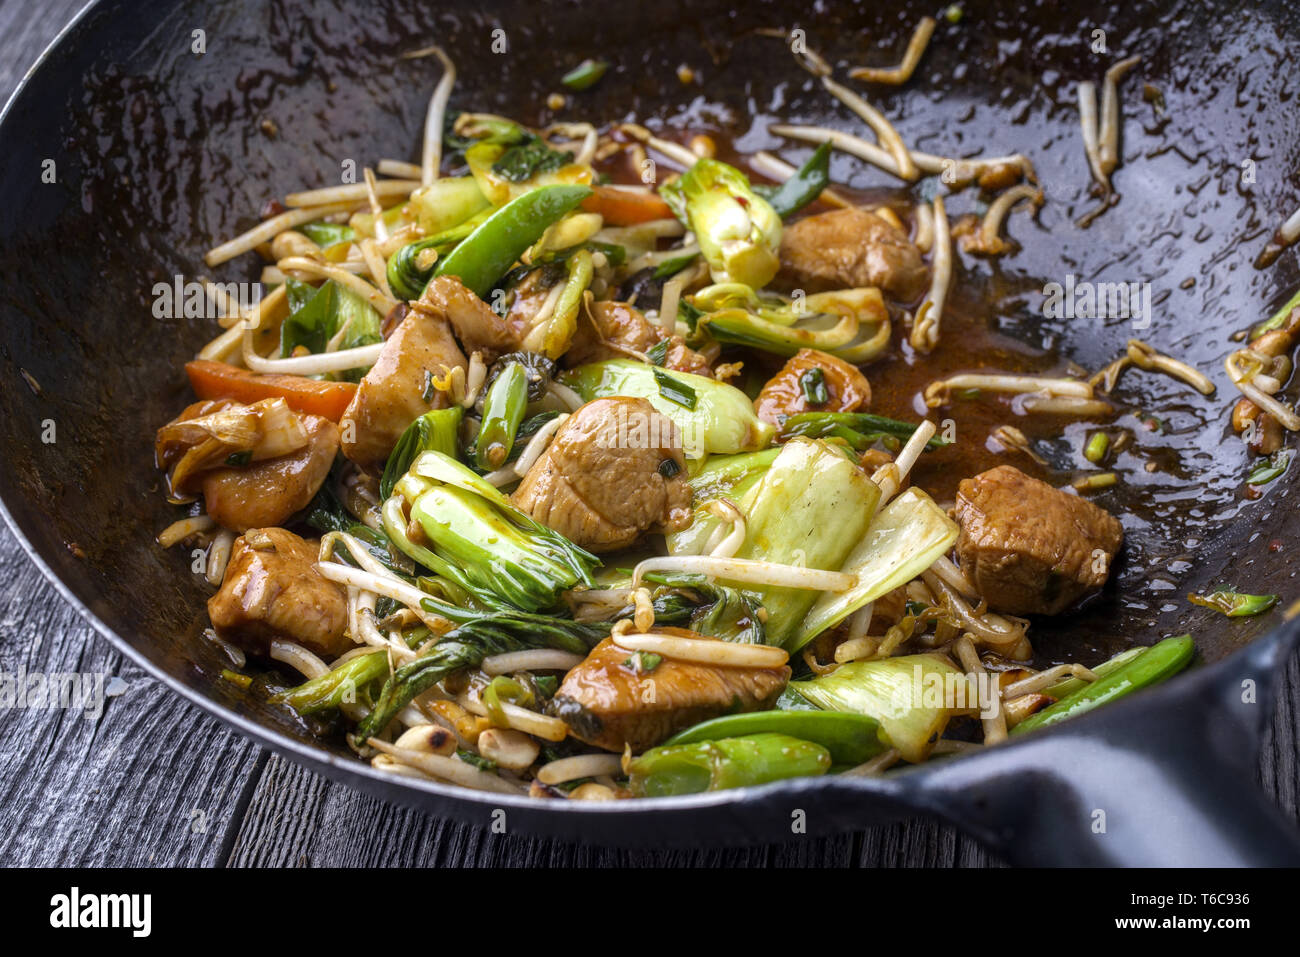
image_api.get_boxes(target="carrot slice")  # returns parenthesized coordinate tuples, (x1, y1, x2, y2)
(581, 185, 677, 226)
(184, 360, 357, 422)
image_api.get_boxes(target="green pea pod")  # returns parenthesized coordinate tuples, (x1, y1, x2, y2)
(475, 362, 529, 470)
(665, 710, 887, 766)
(1011, 634, 1195, 736)
(434, 184, 593, 297)
(628, 733, 832, 797)
(757, 141, 832, 218)
(273, 650, 389, 715)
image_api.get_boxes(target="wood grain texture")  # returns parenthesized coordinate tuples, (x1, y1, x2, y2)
(0, 0, 1296, 869)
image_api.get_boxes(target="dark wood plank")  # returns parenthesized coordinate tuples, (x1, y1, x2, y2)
(0, 526, 267, 866)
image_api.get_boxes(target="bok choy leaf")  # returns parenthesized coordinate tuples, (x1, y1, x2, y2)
(563, 359, 775, 457)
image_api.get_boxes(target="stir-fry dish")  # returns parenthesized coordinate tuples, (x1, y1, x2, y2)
(155, 32, 1292, 800)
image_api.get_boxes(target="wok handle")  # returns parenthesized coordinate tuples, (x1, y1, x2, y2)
(905, 625, 1300, 866)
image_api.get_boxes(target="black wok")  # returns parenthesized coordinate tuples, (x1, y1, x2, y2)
(2, 0, 1299, 865)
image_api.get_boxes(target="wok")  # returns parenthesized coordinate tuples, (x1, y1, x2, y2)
(2, 0, 1299, 866)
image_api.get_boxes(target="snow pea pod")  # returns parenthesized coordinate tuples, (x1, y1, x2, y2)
(1011, 634, 1195, 736)
(628, 733, 832, 797)
(434, 184, 592, 298)
(474, 361, 528, 470)
(665, 710, 887, 766)
(757, 141, 832, 218)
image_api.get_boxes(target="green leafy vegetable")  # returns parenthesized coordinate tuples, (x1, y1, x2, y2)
(1012, 635, 1195, 735)
(278, 279, 382, 380)
(384, 450, 600, 611)
(796, 487, 959, 651)
(492, 137, 574, 183)
(380, 406, 463, 501)
(353, 603, 607, 742)
(627, 733, 831, 796)
(274, 650, 389, 716)
(676, 158, 783, 288)
(690, 283, 891, 363)
(789, 654, 966, 763)
(732, 438, 880, 649)
(387, 237, 443, 301)
(298, 222, 355, 248)
(563, 359, 775, 457)
(779, 412, 952, 451)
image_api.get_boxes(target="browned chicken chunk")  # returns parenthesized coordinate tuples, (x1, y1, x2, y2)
(952, 465, 1124, 616)
(552, 632, 791, 751)
(778, 207, 928, 302)
(415, 274, 522, 359)
(208, 527, 350, 658)
(566, 299, 713, 377)
(203, 414, 339, 532)
(754, 347, 872, 425)
(340, 307, 466, 468)
(511, 397, 692, 552)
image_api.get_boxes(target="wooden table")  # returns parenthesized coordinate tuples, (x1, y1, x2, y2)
(2, 0, 1297, 868)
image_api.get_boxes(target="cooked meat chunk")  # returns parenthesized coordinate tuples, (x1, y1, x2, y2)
(511, 397, 692, 552)
(415, 274, 522, 359)
(567, 300, 713, 377)
(552, 632, 791, 751)
(340, 307, 466, 468)
(778, 207, 928, 302)
(952, 465, 1124, 616)
(754, 347, 872, 425)
(208, 527, 350, 658)
(202, 414, 339, 532)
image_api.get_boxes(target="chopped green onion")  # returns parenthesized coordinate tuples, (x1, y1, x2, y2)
(653, 252, 698, 279)
(220, 669, 252, 689)
(799, 367, 829, 406)
(653, 367, 698, 410)
(561, 59, 609, 91)
(225, 450, 252, 467)
(644, 339, 670, 367)
(1073, 472, 1117, 491)
(623, 651, 662, 674)
(1083, 431, 1110, 463)
(1188, 588, 1279, 618)
(1248, 449, 1291, 486)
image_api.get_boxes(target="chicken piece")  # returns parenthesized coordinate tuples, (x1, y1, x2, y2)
(754, 348, 872, 425)
(208, 527, 350, 658)
(511, 397, 692, 552)
(202, 414, 339, 532)
(415, 274, 522, 359)
(552, 632, 791, 751)
(339, 307, 466, 468)
(778, 207, 928, 302)
(952, 465, 1124, 616)
(567, 299, 713, 377)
